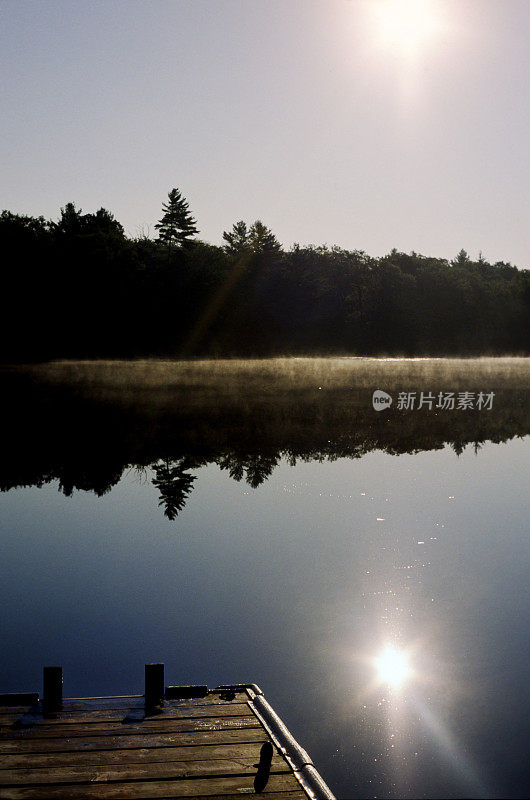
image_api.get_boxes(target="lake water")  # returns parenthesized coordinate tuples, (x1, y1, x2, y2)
(1, 359, 529, 798)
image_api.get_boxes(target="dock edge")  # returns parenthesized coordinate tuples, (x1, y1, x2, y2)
(216, 683, 337, 800)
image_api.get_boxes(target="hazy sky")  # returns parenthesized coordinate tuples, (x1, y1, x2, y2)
(1, 0, 529, 267)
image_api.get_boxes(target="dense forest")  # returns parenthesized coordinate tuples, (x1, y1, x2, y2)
(2, 189, 529, 361)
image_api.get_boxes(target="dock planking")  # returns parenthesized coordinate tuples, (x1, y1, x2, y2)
(0, 669, 335, 799)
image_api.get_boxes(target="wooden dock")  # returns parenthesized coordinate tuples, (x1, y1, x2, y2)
(0, 666, 336, 799)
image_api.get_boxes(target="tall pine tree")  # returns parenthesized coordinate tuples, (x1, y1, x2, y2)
(155, 188, 198, 251)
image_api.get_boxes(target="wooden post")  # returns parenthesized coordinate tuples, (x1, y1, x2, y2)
(43, 666, 62, 713)
(145, 663, 164, 709)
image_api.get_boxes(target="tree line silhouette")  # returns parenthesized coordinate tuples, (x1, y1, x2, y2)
(2, 188, 529, 361)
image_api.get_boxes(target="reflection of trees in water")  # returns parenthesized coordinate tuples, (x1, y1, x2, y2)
(151, 452, 280, 519)
(1, 370, 529, 520)
(218, 452, 279, 488)
(58, 467, 123, 498)
(152, 458, 197, 520)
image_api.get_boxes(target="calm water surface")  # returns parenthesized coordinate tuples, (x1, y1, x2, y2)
(1, 360, 529, 798)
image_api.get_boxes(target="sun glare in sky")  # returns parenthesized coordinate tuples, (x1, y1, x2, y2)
(371, 0, 444, 55)
(374, 645, 412, 688)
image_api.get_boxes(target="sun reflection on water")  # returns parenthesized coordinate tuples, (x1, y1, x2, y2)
(374, 644, 412, 689)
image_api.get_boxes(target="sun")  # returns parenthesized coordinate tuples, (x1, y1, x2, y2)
(372, 0, 442, 55)
(374, 645, 412, 688)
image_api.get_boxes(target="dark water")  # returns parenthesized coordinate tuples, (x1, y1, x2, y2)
(1, 360, 529, 798)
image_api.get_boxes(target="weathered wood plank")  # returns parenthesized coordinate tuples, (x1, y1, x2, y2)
(1, 702, 251, 727)
(190, 794, 307, 800)
(0, 772, 304, 798)
(0, 741, 276, 770)
(0, 717, 31, 727)
(0, 689, 321, 799)
(0, 716, 260, 741)
(64, 696, 142, 702)
(0, 752, 289, 784)
(0, 727, 267, 753)
(0, 709, 38, 718)
(44, 693, 247, 711)
(0, 716, 33, 725)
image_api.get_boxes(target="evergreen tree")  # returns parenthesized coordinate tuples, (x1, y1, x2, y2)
(56, 202, 84, 235)
(248, 220, 281, 254)
(453, 248, 470, 267)
(155, 188, 198, 251)
(222, 219, 281, 256)
(222, 220, 249, 255)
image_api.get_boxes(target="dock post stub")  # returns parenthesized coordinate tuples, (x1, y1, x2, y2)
(43, 666, 63, 713)
(145, 663, 164, 709)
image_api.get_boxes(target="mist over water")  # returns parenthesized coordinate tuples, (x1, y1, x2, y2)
(1, 358, 529, 798)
